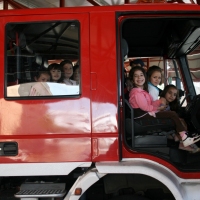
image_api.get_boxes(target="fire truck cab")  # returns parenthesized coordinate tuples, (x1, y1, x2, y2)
(1, 3, 200, 200)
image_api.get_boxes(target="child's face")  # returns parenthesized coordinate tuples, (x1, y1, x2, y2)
(35, 73, 50, 82)
(50, 68, 61, 82)
(165, 88, 178, 103)
(63, 63, 73, 79)
(149, 71, 161, 86)
(133, 70, 145, 88)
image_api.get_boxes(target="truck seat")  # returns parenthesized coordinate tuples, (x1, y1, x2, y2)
(124, 100, 176, 148)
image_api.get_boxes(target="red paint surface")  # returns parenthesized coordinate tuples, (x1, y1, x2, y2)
(0, 4, 200, 179)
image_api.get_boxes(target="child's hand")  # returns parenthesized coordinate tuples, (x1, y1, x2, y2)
(159, 97, 167, 105)
(157, 105, 167, 111)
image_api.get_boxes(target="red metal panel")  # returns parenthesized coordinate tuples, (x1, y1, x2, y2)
(0, 13, 91, 162)
(92, 136, 119, 161)
(0, 137, 91, 162)
(0, 4, 200, 175)
(90, 11, 119, 161)
(1, 4, 200, 17)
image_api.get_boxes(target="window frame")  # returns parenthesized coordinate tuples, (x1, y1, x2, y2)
(5, 19, 81, 100)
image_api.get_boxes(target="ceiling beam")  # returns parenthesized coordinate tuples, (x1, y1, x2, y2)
(60, 0, 65, 7)
(4, 0, 28, 9)
(96, 0, 110, 5)
(87, 0, 101, 6)
(87, 0, 110, 6)
(196, 0, 200, 4)
(3, 0, 8, 9)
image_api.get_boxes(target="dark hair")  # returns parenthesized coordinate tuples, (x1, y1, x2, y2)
(34, 69, 50, 80)
(60, 59, 73, 80)
(129, 66, 148, 92)
(130, 59, 145, 67)
(147, 65, 162, 84)
(73, 65, 79, 72)
(60, 59, 73, 69)
(48, 63, 63, 83)
(48, 63, 61, 71)
(160, 84, 179, 112)
(71, 65, 79, 80)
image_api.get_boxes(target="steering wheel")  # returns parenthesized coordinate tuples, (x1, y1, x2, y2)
(180, 93, 193, 107)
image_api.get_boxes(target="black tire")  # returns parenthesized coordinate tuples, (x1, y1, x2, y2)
(110, 194, 150, 200)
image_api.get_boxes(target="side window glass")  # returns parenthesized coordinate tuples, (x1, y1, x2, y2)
(166, 59, 186, 105)
(187, 54, 200, 95)
(6, 21, 80, 97)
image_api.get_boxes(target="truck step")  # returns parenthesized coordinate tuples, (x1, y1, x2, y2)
(14, 182, 66, 199)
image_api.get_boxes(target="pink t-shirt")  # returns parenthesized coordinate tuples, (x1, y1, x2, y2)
(129, 88, 161, 116)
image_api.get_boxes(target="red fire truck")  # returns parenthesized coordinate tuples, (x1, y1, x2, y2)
(1, 2, 200, 200)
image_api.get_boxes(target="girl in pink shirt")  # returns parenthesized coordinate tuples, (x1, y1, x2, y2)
(128, 66, 200, 148)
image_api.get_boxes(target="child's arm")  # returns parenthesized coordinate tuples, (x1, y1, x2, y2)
(133, 92, 158, 112)
(152, 98, 167, 111)
(159, 97, 167, 106)
(157, 97, 167, 111)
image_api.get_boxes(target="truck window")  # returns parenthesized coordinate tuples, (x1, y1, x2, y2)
(166, 59, 186, 105)
(187, 54, 200, 95)
(6, 21, 80, 97)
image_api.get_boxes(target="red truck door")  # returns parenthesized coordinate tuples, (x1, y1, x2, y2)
(0, 11, 91, 165)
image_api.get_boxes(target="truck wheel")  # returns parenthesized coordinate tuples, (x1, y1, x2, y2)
(110, 194, 150, 200)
